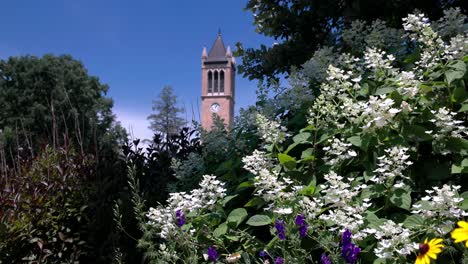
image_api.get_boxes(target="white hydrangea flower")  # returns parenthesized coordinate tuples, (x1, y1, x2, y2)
(146, 175, 226, 239)
(359, 95, 400, 130)
(371, 146, 413, 185)
(364, 48, 396, 75)
(323, 137, 357, 166)
(317, 171, 370, 239)
(444, 33, 468, 60)
(371, 220, 414, 259)
(396, 71, 420, 96)
(429, 107, 466, 140)
(242, 150, 293, 203)
(256, 113, 289, 145)
(411, 184, 467, 222)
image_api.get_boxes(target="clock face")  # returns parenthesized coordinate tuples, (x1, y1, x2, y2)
(210, 103, 220, 113)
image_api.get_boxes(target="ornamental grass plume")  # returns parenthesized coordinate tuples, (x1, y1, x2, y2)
(451, 220, 468, 247)
(415, 238, 444, 264)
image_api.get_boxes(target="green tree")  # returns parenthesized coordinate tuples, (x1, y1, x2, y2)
(238, 0, 465, 84)
(0, 54, 118, 155)
(147, 85, 186, 139)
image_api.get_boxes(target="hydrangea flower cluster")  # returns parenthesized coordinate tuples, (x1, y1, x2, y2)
(359, 95, 400, 130)
(322, 137, 357, 166)
(256, 113, 289, 145)
(318, 171, 371, 239)
(428, 107, 466, 140)
(146, 175, 226, 239)
(365, 220, 414, 259)
(242, 150, 293, 203)
(371, 146, 412, 185)
(412, 184, 467, 220)
(396, 71, 420, 97)
(364, 48, 396, 75)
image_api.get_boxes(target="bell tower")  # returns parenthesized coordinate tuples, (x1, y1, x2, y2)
(201, 31, 235, 130)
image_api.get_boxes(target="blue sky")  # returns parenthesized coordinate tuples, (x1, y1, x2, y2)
(0, 0, 273, 140)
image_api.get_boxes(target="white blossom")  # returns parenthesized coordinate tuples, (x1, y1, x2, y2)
(323, 137, 357, 166)
(359, 95, 400, 130)
(371, 220, 414, 259)
(429, 107, 466, 140)
(256, 113, 289, 145)
(371, 146, 412, 185)
(242, 150, 293, 204)
(411, 184, 467, 223)
(146, 175, 226, 239)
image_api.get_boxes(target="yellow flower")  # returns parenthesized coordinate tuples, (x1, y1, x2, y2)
(415, 238, 444, 264)
(451, 220, 468, 247)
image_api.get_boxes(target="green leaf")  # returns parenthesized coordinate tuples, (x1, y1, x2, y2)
(278, 153, 296, 170)
(236, 181, 254, 191)
(293, 132, 311, 143)
(460, 191, 468, 210)
(284, 142, 301, 154)
(458, 104, 468, 112)
(445, 61, 466, 85)
(299, 177, 316, 197)
(390, 188, 411, 210)
(403, 215, 424, 229)
(445, 138, 468, 155)
(227, 208, 248, 227)
(452, 84, 467, 103)
(244, 197, 265, 208)
(246, 215, 272, 226)
(213, 223, 228, 237)
(347, 136, 362, 147)
(301, 148, 315, 160)
(222, 195, 238, 207)
(374, 87, 395, 95)
(365, 212, 386, 229)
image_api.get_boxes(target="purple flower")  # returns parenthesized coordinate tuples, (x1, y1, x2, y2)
(259, 250, 267, 258)
(175, 209, 185, 227)
(274, 219, 286, 240)
(341, 230, 360, 264)
(295, 214, 308, 238)
(275, 256, 284, 264)
(321, 253, 332, 264)
(207, 246, 218, 262)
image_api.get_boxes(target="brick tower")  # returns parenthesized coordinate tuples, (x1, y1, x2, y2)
(201, 31, 235, 130)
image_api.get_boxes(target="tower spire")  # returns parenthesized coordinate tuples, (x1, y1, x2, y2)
(218, 28, 221, 36)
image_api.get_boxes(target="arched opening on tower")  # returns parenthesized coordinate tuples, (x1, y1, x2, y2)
(214, 71, 219, 93)
(208, 71, 213, 93)
(220, 70, 224, 93)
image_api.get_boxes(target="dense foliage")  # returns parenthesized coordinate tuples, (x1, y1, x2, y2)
(136, 13, 468, 264)
(237, 0, 466, 84)
(0, 146, 92, 262)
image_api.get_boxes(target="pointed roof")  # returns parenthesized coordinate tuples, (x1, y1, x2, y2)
(206, 32, 228, 62)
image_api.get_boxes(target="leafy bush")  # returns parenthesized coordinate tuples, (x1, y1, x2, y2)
(0, 146, 92, 262)
(135, 13, 468, 264)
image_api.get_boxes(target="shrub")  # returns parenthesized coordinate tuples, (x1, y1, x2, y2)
(135, 13, 468, 264)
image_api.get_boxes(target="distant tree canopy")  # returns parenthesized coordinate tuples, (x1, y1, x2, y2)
(0, 54, 121, 155)
(238, 0, 466, 83)
(147, 85, 186, 139)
